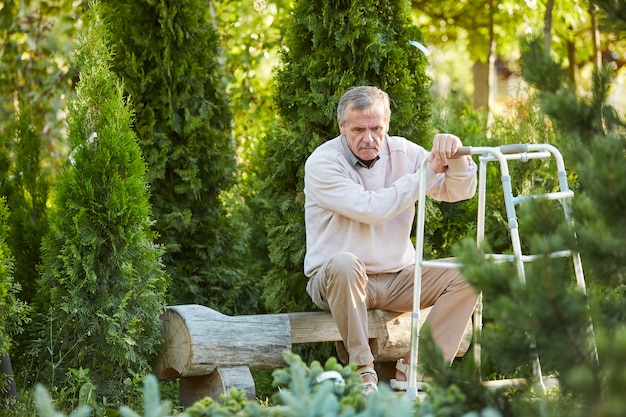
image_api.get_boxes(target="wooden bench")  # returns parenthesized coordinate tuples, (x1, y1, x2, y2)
(153, 304, 471, 406)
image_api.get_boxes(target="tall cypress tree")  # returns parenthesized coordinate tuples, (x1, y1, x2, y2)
(35, 3, 168, 400)
(258, 0, 433, 312)
(5, 93, 50, 309)
(1, 94, 50, 382)
(100, 0, 254, 314)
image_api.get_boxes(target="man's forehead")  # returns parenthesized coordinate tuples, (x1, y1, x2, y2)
(345, 104, 387, 120)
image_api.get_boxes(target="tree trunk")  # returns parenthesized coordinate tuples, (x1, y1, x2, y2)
(473, 0, 496, 129)
(568, 39, 578, 85)
(544, 0, 554, 53)
(590, 4, 602, 70)
(472, 60, 489, 110)
(0, 354, 18, 403)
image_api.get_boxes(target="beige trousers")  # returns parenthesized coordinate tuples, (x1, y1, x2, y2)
(306, 252, 478, 366)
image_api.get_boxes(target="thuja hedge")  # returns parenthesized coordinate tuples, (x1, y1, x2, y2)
(99, 0, 254, 315)
(31, 2, 168, 404)
(0, 196, 29, 397)
(258, 0, 435, 315)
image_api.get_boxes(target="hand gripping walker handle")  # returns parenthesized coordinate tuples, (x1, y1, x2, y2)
(450, 146, 472, 158)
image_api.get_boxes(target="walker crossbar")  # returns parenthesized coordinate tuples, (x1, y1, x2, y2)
(422, 250, 574, 270)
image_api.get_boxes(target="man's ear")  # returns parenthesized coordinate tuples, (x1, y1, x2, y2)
(337, 119, 344, 135)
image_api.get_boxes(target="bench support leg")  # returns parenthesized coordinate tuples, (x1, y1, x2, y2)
(179, 366, 256, 407)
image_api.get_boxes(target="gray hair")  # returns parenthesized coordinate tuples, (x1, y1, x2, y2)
(337, 86, 391, 124)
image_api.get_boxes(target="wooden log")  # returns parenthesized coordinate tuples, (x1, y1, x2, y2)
(178, 366, 255, 407)
(155, 305, 473, 403)
(287, 308, 418, 346)
(155, 305, 292, 379)
(154, 304, 471, 380)
(285, 308, 414, 362)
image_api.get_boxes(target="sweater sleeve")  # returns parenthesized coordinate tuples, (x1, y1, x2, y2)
(425, 156, 478, 202)
(305, 154, 421, 225)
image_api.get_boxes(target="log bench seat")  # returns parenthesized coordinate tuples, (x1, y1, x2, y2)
(153, 304, 471, 406)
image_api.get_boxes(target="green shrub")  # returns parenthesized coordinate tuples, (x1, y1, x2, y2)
(450, 13, 626, 415)
(34, 383, 92, 417)
(259, 0, 433, 314)
(100, 0, 255, 314)
(0, 197, 30, 395)
(33, 2, 168, 404)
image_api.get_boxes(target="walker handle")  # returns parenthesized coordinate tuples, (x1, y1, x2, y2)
(450, 146, 472, 158)
(500, 144, 529, 154)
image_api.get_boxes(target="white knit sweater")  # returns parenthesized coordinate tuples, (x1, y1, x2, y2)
(303, 134, 477, 277)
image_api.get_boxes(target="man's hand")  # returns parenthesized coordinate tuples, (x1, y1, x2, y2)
(428, 133, 467, 173)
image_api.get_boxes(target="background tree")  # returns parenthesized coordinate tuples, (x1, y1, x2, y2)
(0, 198, 29, 402)
(211, 0, 292, 304)
(2, 93, 50, 317)
(410, 0, 624, 115)
(411, 0, 533, 111)
(0, 1, 78, 376)
(100, 0, 255, 314)
(259, 0, 434, 313)
(33, 3, 168, 403)
(528, 0, 626, 329)
(437, 1, 626, 415)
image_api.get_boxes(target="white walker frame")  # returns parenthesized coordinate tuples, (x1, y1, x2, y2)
(406, 143, 597, 400)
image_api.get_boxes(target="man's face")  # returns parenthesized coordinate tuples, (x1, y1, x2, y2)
(338, 103, 388, 163)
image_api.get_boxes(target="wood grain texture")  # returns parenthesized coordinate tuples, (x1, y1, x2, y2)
(154, 304, 471, 379)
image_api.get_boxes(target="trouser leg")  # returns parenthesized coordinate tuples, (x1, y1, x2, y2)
(306, 255, 478, 366)
(372, 261, 478, 363)
(306, 252, 373, 365)
(420, 267, 478, 362)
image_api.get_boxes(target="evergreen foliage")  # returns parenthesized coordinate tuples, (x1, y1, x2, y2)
(259, 0, 433, 312)
(34, 382, 91, 417)
(592, 0, 626, 35)
(519, 30, 626, 290)
(0, 197, 30, 394)
(34, 3, 168, 402)
(99, 0, 255, 314)
(0, 1, 77, 374)
(447, 2, 626, 414)
(4, 92, 50, 308)
(39, 351, 500, 417)
(118, 375, 173, 417)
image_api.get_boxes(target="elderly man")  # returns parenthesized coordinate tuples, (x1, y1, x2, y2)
(303, 86, 478, 394)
